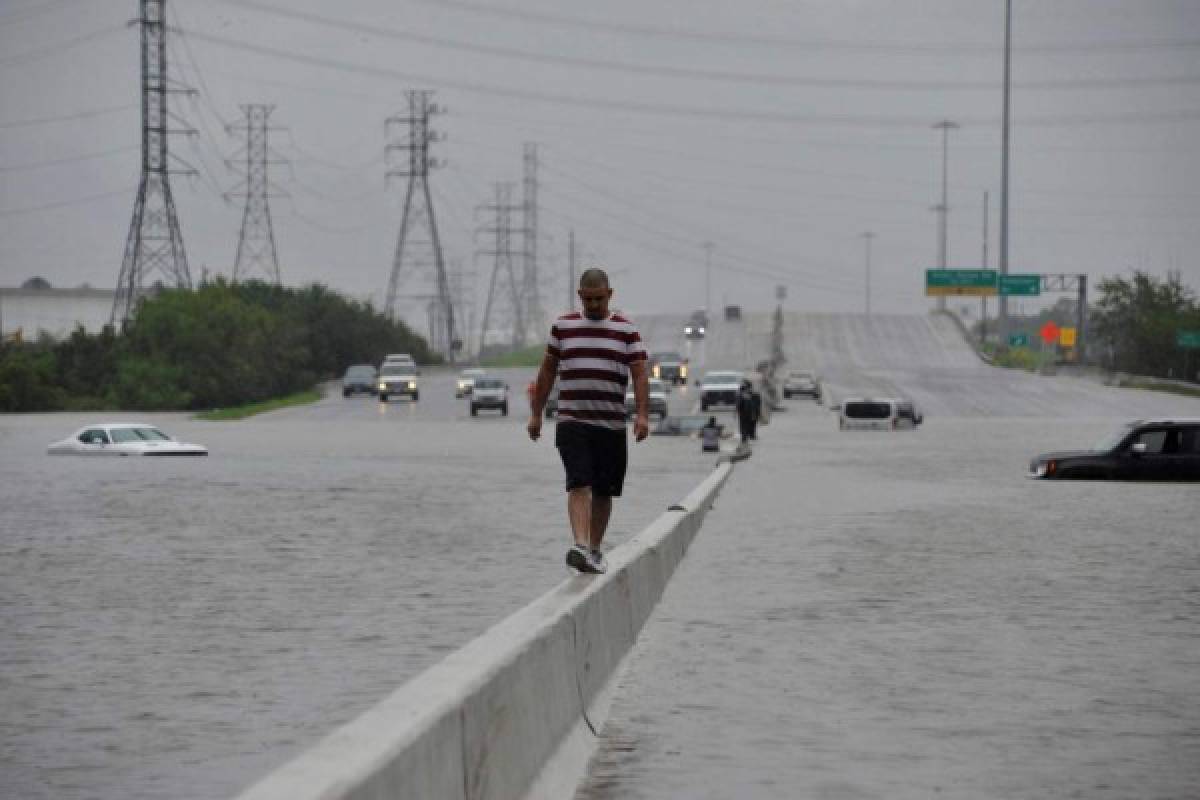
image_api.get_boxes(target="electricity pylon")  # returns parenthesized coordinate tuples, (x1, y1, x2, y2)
(112, 0, 196, 327)
(226, 104, 286, 284)
(384, 90, 459, 359)
(477, 183, 525, 352)
(522, 142, 543, 343)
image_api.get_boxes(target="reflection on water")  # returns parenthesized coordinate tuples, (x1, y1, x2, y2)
(0, 393, 710, 800)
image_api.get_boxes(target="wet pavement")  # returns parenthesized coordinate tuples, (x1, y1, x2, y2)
(577, 399, 1200, 799)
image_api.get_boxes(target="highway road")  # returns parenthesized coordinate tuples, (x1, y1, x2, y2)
(2, 311, 1198, 799)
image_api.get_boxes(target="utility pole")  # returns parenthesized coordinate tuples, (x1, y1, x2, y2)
(702, 241, 714, 313)
(226, 104, 285, 284)
(933, 119, 959, 313)
(476, 183, 524, 352)
(112, 0, 196, 327)
(522, 143, 543, 342)
(999, 0, 1013, 336)
(567, 229, 576, 312)
(385, 90, 458, 360)
(861, 231, 875, 316)
(981, 190, 989, 345)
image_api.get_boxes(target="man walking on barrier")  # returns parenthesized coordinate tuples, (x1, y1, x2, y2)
(527, 268, 649, 574)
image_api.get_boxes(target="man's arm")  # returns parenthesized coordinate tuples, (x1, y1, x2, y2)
(526, 351, 559, 440)
(629, 358, 650, 441)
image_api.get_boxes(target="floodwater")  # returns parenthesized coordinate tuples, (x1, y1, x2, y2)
(0, 367, 713, 799)
(577, 401, 1200, 799)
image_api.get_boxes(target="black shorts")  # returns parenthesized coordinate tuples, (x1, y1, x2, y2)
(555, 420, 628, 497)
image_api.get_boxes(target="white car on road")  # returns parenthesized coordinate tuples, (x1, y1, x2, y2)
(47, 423, 208, 456)
(700, 371, 743, 411)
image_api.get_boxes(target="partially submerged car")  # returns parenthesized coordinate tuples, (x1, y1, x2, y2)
(470, 377, 509, 416)
(342, 364, 378, 397)
(625, 378, 669, 419)
(700, 370, 742, 411)
(456, 367, 486, 398)
(47, 424, 208, 456)
(1029, 418, 1200, 480)
(653, 414, 726, 437)
(782, 370, 821, 400)
(833, 397, 922, 431)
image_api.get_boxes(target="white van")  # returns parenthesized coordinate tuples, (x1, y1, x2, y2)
(835, 397, 922, 431)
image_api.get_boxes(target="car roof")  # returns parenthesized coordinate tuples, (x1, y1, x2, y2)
(78, 422, 159, 430)
(1133, 418, 1200, 425)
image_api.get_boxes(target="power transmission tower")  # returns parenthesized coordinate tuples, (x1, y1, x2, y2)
(385, 90, 458, 360)
(226, 104, 286, 284)
(112, 0, 196, 327)
(476, 183, 525, 352)
(522, 142, 543, 342)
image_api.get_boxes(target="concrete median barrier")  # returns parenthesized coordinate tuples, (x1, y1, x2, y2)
(234, 461, 734, 800)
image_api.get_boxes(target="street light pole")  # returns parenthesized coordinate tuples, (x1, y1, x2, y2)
(999, 0, 1012, 336)
(861, 231, 875, 316)
(933, 119, 959, 312)
(702, 241, 714, 314)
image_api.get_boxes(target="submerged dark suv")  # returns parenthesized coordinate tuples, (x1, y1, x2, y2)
(1029, 418, 1200, 481)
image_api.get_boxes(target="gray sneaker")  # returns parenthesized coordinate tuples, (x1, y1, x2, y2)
(589, 548, 608, 574)
(566, 545, 599, 574)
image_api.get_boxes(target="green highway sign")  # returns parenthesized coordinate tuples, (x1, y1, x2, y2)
(1178, 331, 1200, 349)
(999, 274, 1041, 296)
(1008, 333, 1029, 347)
(925, 269, 997, 297)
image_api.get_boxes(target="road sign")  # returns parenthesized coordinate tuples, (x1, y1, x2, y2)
(925, 269, 997, 296)
(1008, 333, 1028, 347)
(1039, 321, 1060, 344)
(1178, 331, 1200, 349)
(1059, 327, 1076, 347)
(999, 274, 1041, 296)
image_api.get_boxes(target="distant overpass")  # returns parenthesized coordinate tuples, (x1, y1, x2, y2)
(636, 310, 1187, 419)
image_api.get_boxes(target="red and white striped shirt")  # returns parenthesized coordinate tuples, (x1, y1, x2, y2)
(547, 311, 647, 430)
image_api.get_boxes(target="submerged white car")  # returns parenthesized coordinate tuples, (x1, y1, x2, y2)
(47, 423, 208, 456)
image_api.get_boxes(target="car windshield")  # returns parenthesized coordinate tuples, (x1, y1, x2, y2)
(844, 401, 893, 419)
(790, 372, 813, 380)
(110, 427, 170, 443)
(345, 366, 374, 379)
(380, 368, 414, 378)
(461, 369, 484, 378)
(1093, 423, 1136, 452)
(703, 372, 741, 385)
(653, 352, 682, 363)
(474, 379, 503, 389)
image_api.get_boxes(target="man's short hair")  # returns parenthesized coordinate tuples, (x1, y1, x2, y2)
(578, 268, 610, 290)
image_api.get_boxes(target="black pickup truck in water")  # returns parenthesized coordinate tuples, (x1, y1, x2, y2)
(1029, 418, 1200, 481)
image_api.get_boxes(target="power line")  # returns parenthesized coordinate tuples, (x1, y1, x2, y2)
(0, 24, 125, 68)
(0, 187, 132, 218)
(194, 0, 1200, 93)
(179, 30, 1200, 129)
(406, 0, 1200, 56)
(0, 103, 135, 131)
(1, 145, 139, 174)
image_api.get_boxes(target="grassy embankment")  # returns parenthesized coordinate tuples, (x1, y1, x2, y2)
(1112, 377, 1200, 399)
(194, 389, 322, 420)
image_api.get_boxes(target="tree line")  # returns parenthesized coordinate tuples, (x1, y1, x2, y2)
(0, 279, 437, 412)
(967, 270, 1200, 382)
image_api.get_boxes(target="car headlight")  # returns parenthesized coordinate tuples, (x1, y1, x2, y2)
(408, 381, 416, 390)
(652, 365, 661, 378)
(698, 326, 706, 334)
(1031, 460, 1055, 477)
(680, 365, 688, 377)
(378, 382, 386, 390)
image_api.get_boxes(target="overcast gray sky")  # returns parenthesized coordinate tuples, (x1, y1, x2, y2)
(2, 0, 1199, 333)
